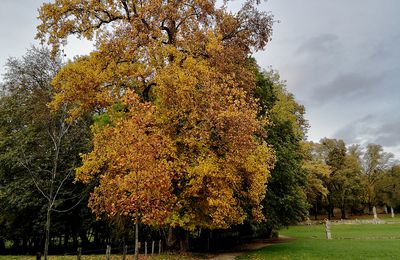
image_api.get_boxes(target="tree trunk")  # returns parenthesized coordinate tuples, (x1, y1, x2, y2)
(134, 221, 139, 260)
(72, 231, 78, 250)
(327, 194, 333, 220)
(0, 239, 5, 252)
(206, 230, 211, 252)
(166, 227, 177, 250)
(314, 202, 318, 220)
(93, 228, 100, 247)
(177, 227, 189, 252)
(166, 227, 189, 251)
(341, 205, 346, 219)
(63, 228, 69, 253)
(265, 227, 273, 239)
(79, 230, 90, 248)
(22, 238, 27, 253)
(44, 206, 51, 260)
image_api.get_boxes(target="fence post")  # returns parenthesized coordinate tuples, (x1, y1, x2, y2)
(77, 247, 82, 260)
(36, 252, 41, 260)
(145, 241, 148, 259)
(158, 240, 162, 255)
(106, 245, 111, 260)
(122, 245, 127, 260)
(151, 241, 155, 256)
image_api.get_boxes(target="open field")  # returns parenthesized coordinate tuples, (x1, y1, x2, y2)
(239, 217, 400, 259)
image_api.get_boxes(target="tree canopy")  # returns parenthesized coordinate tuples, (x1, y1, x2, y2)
(36, 0, 276, 236)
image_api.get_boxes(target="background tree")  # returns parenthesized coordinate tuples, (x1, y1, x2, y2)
(302, 141, 330, 220)
(376, 165, 400, 215)
(332, 145, 363, 218)
(360, 144, 394, 213)
(0, 47, 92, 259)
(319, 138, 347, 219)
(37, 0, 276, 251)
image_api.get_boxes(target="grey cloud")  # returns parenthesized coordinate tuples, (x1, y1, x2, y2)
(373, 120, 400, 147)
(334, 114, 400, 148)
(334, 115, 374, 144)
(310, 73, 385, 105)
(368, 34, 400, 63)
(296, 34, 339, 56)
(368, 44, 390, 62)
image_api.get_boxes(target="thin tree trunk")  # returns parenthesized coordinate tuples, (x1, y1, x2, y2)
(167, 227, 177, 249)
(134, 221, 139, 260)
(265, 227, 273, 239)
(327, 194, 333, 220)
(63, 227, 69, 253)
(79, 230, 89, 248)
(0, 239, 5, 252)
(178, 227, 189, 252)
(44, 206, 51, 260)
(314, 202, 318, 220)
(341, 205, 346, 219)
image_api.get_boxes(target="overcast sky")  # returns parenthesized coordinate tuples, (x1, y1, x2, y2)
(1, 0, 399, 159)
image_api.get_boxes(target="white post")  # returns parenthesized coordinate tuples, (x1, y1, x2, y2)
(106, 245, 111, 260)
(373, 206, 378, 220)
(324, 219, 332, 240)
(391, 207, 395, 218)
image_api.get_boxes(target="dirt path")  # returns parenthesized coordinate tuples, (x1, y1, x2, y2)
(206, 236, 295, 260)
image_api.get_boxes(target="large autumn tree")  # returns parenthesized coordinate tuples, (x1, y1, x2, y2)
(37, 0, 275, 250)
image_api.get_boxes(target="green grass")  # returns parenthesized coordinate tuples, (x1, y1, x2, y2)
(239, 222, 400, 259)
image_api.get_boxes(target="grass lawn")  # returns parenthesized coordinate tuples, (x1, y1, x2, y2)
(239, 220, 400, 260)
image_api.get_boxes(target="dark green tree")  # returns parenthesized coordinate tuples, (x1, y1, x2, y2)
(0, 47, 92, 257)
(254, 69, 309, 237)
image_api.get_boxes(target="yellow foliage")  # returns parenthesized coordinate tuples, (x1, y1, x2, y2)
(38, 0, 275, 230)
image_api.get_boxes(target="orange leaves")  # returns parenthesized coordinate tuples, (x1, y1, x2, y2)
(76, 92, 176, 224)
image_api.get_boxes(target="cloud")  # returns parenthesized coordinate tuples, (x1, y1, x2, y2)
(334, 114, 400, 149)
(334, 115, 375, 144)
(309, 73, 385, 105)
(373, 120, 400, 147)
(296, 34, 339, 56)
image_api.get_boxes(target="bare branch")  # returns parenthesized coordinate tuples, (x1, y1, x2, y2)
(51, 170, 72, 207)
